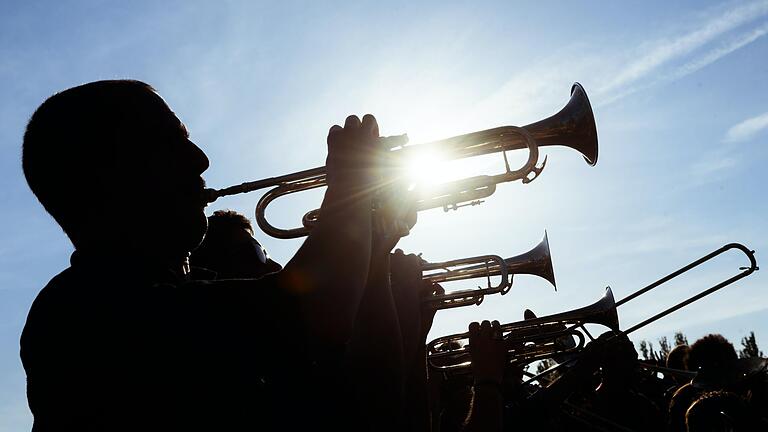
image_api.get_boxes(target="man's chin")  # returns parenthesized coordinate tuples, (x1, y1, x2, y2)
(185, 211, 209, 251)
(157, 207, 208, 256)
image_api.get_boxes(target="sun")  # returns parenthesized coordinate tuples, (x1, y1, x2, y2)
(399, 141, 503, 188)
(383, 104, 510, 204)
(402, 147, 452, 186)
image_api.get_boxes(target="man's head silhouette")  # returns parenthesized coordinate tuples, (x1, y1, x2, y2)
(22, 80, 210, 262)
(191, 210, 282, 279)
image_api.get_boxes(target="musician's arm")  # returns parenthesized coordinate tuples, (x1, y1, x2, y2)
(392, 256, 442, 432)
(463, 320, 506, 432)
(276, 115, 382, 345)
(279, 187, 372, 344)
(342, 213, 419, 429)
(345, 249, 407, 429)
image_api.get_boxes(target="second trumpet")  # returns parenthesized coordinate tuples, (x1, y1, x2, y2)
(419, 232, 556, 310)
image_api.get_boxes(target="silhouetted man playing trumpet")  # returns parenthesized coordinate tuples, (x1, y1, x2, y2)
(20, 80, 415, 431)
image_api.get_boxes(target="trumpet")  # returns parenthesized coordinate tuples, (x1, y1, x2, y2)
(420, 232, 556, 310)
(205, 83, 598, 239)
(427, 242, 758, 372)
(430, 325, 585, 373)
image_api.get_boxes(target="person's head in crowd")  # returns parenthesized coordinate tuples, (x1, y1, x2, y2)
(668, 345, 691, 371)
(741, 359, 768, 422)
(191, 210, 282, 279)
(523, 309, 537, 320)
(598, 332, 639, 392)
(669, 383, 703, 432)
(23, 80, 210, 263)
(685, 391, 759, 431)
(668, 344, 692, 384)
(688, 334, 737, 372)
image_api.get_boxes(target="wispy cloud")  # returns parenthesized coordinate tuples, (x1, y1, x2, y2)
(476, 1, 768, 116)
(724, 111, 768, 142)
(690, 154, 739, 177)
(599, 2, 768, 91)
(595, 1, 768, 105)
(604, 233, 731, 258)
(579, 214, 734, 264)
(664, 21, 768, 82)
(675, 146, 743, 190)
(600, 21, 768, 105)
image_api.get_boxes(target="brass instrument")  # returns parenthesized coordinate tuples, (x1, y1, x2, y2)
(430, 325, 585, 372)
(421, 232, 556, 310)
(204, 83, 598, 239)
(428, 289, 614, 372)
(638, 362, 698, 381)
(428, 243, 758, 372)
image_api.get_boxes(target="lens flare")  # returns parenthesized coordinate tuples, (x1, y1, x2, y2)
(401, 145, 503, 189)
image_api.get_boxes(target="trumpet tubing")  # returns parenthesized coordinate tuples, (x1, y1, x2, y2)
(205, 83, 598, 239)
(419, 255, 507, 310)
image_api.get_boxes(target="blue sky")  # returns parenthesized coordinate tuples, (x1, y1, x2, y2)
(1, 0, 767, 429)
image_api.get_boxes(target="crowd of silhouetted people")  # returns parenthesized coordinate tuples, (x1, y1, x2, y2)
(18, 80, 766, 431)
(438, 323, 767, 431)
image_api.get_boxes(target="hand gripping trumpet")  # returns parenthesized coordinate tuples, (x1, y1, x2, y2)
(420, 232, 556, 310)
(427, 242, 759, 373)
(204, 83, 598, 239)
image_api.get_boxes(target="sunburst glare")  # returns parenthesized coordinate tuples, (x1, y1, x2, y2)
(399, 143, 521, 189)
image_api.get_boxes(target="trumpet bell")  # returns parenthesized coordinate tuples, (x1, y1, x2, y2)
(505, 287, 619, 335)
(505, 231, 557, 290)
(420, 232, 558, 310)
(574, 287, 620, 332)
(524, 82, 599, 166)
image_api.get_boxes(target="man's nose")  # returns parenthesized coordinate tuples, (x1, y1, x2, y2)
(187, 139, 210, 174)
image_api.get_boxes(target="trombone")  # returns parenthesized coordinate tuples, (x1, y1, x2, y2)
(638, 362, 698, 381)
(421, 232, 556, 310)
(204, 83, 598, 239)
(427, 242, 759, 372)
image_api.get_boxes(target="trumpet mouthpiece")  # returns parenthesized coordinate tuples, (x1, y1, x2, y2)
(202, 188, 218, 204)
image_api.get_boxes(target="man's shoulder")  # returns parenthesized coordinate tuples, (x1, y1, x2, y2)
(21, 261, 126, 341)
(26, 266, 82, 316)
(20, 266, 86, 359)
